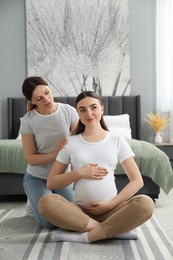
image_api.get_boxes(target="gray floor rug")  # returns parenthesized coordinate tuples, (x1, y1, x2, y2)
(0, 202, 173, 260)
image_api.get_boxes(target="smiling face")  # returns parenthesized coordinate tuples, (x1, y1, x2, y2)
(30, 84, 54, 112)
(77, 97, 104, 127)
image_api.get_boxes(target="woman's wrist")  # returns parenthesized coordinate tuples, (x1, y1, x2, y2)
(71, 168, 80, 180)
(49, 151, 57, 161)
(110, 196, 120, 209)
(107, 200, 115, 210)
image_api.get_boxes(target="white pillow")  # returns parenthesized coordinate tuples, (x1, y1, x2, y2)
(103, 114, 132, 139)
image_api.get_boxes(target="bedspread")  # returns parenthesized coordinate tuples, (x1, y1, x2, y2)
(1, 139, 173, 194)
(0, 140, 27, 173)
(115, 139, 173, 194)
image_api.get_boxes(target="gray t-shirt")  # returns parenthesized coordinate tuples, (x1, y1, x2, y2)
(19, 103, 78, 179)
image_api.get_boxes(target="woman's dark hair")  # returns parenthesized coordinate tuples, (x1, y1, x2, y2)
(22, 76, 48, 101)
(22, 76, 48, 111)
(74, 91, 109, 134)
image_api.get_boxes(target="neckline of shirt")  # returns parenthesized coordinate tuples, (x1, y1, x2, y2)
(33, 103, 60, 117)
(80, 131, 109, 144)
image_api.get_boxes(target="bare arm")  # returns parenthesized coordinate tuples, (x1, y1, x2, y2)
(110, 157, 143, 207)
(21, 134, 67, 166)
(47, 161, 108, 190)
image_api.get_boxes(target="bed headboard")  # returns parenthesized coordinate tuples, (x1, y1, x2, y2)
(7, 95, 141, 140)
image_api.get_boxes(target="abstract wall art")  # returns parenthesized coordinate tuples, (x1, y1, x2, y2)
(26, 0, 130, 96)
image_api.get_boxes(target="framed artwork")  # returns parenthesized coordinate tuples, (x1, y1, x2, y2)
(26, 0, 130, 96)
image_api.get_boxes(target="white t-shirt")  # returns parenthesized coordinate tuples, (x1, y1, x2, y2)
(56, 132, 135, 205)
(19, 103, 78, 179)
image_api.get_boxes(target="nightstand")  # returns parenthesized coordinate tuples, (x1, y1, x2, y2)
(154, 143, 173, 169)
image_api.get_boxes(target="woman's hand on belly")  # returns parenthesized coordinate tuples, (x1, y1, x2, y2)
(77, 163, 108, 180)
(82, 200, 112, 215)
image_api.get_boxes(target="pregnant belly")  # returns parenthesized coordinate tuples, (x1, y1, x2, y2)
(74, 176, 117, 206)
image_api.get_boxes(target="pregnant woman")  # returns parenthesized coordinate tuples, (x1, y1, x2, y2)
(39, 90, 154, 243)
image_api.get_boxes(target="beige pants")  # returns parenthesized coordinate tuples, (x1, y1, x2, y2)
(38, 194, 154, 238)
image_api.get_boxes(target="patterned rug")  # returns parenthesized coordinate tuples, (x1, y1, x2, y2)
(0, 202, 173, 260)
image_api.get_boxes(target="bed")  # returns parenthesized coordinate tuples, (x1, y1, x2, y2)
(0, 95, 173, 199)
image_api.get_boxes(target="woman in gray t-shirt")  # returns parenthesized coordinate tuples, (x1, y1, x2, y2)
(20, 76, 78, 228)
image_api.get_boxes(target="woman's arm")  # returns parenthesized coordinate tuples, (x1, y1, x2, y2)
(47, 161, 79, 190)
(47, 162, 108, 190)
(110, 157, 143, 206)
(21, 134, 67, 166)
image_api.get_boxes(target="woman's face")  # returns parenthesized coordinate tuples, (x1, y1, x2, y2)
(30, 85, 54, 109)
(77, 97, 103, 126)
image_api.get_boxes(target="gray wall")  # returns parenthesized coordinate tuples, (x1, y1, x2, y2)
(0, 0, 27, 138)
(0, 0, 156, 142)
(130, 0, 156, 142)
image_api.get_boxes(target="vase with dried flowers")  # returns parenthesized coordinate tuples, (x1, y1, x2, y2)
(144, 112, 170, 143)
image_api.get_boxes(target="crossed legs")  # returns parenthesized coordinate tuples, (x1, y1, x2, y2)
(38, 194, 154, 243)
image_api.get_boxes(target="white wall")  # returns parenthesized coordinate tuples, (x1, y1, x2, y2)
(0, 0, 156, 141)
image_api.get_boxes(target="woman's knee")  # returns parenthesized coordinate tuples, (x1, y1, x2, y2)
(38, 194, 62, 215)
(132, 195, 155, 218)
